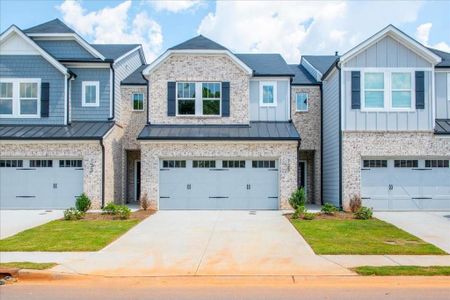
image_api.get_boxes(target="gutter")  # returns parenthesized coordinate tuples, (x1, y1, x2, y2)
(319, 83, 324, 206)
(146, 76, 150, 125)
(337, 64, 343, 210)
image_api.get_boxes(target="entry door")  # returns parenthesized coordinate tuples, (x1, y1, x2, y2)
(135, 161, 141, 202)
(299, 161, 306, 192)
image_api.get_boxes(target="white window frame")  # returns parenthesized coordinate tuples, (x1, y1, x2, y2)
(175, 82, 222, 117)
(176, 82, 196, 116)
(201, 82, 221, 116)
(132, 93, 144, 111)
(295, 92, 309, 112)
(259, 81, 277, 107)
(0, 78, 41, 118)
(361, 69, 416, 112)
(82, 81, 100, 107)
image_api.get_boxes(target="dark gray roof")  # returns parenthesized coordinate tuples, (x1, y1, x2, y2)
(302, 55, 339, 75)
(435, 119, 450, 135)
(0, 122, 114, 140)
(235, 54, 294, 76)
(428, 48, 450, 68)
(121, 64, 148, 85)
(91, 44, 140, 60)
(24, 18, 75, 34)
(169, 35, 227, 51)
(289, 64, 318, 85)
(138, 122, 300, 141)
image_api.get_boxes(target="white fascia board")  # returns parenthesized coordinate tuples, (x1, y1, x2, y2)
(113, 46, 142, 66)
(339, 25, 442, 66)
(0, 26, 68, 74)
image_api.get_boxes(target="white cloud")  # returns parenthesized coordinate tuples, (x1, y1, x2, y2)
(58, 0, 163, 61)
(198, 1, 425, 63)
(433, 42, 450, 53)
(148, 0, 201, 13)
(415, 22, 450, 53)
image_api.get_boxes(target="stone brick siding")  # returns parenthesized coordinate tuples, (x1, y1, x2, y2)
(342, 131, 450, 210)
(103, 125, 124, 204)
(147, 54, 250, 124)
(120, 86, 148, 150)
(140, 142, 298, 210)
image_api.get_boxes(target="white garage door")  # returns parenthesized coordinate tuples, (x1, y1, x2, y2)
(159, 159, 279, 210)
(0, 159, 83, 209)
(361, 159, 450, 210)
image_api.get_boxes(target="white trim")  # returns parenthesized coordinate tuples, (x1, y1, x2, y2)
(250, 77, 290, 82)
(299, 160, 307, 196)
(140, 140, 298, 145)
(301, 58, 323, 82)
(134, 160, 141, 202)
(0, 26, 67, 74)
(295, 92, 309, 112)
(132, 92, 145, 111)
(447, 73, 450, 101)
(64, 75, 68, 125)
(175, 82, 222, 117)
(0, 78, 41, 118)
(62, 62, 111, 68)
(113, 46, 141, 65)
(81, 81, 100, 107)
(259, 81, 277, 107)
(109, 69, 113, 118)
(342, 67, 433, 71)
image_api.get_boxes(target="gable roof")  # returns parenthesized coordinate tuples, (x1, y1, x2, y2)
(302, 55, 339, 75)
(428, 48, 450, 68)
(289, 64, 318, 85)
(24, 18, 75, 34)
(121, 64, 148, 85)
(235, 54, 293, 77)
(169, 35, 228, 51)
(91, 44, 141, 61)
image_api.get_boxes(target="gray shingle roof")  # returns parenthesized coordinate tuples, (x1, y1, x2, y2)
(169, 35, 227, 51)
(235, 54, 294, 76)
(24, 18, 75, 34)
(289, 64, 318, 85)
(302, 55, 339, 75)
(435, 119, 450, 135)
(138, 122, 300, 141)
(91, 44, 140, 60)
(0, 122, 114, 140)
(121, 64, 148, 85)
(428, 48, 450, 68)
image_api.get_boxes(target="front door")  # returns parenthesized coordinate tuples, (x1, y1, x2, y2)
(299, 161, 306, 192)
(135, 160, 141, 202)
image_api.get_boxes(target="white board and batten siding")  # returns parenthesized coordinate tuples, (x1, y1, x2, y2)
(435, 72, 450, 119)
(249, 79, 290, 121)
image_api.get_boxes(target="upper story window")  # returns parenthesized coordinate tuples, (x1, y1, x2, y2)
(82, 81, 99, 107)
(177, 82, 196, 115)
(296, 92, 308, 112)
(202, 83, 221, 115)
(132, 93, 144, 111)
(363, 72, 384, 109)
(0, 79, 40, 118)
(176, 82, 221, 116)
(260, 81, 277, 106)
(391, 73, 412, 108)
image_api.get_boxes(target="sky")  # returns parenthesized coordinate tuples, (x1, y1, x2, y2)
(1, 0, 449, 63)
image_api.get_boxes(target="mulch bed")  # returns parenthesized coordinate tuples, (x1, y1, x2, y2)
(286, 211, 356, 220)
(82, 209, 155, 221)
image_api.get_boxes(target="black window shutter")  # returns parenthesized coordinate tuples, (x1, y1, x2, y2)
(351, 71, 361, 109)
(167, 81, 176, 116)
(41, 82, 50, 117)
(415, 71, 425, 109)
(222, 82, 230, 117)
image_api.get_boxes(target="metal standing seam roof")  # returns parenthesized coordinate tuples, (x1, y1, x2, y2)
(121, 64, 148, 85)
(0, 121, 115, 140)
(289, 64, 318, 85)
(428, 48, 450, 68)
(435, 119, 450, 135)
(235, 54, 294, 76)
(138, 122, 300, 141)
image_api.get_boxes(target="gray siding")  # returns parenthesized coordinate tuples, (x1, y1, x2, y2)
(436, 72, 450, 119)
(249, 79, 289, 121)
(322, 69, 341, 207)
(343, 36, 431, 68)
(33, 40, 94, 60)
(70, 68, 111, 121)
(0, 55, 65, 125)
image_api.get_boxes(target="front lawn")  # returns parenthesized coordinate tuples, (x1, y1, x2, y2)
(290, 216, 445, 255)
(0, 262, 57, 270)
(353, 266, 450, 276)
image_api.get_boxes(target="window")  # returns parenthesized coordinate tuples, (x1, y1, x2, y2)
(162, 160, 186, 168)
(202, 83, 221, 115)
(222, 160, 246, 168)
(296, 92, 308, 112)
(363, 72, 384, 108)
(363, 160, 387, 168)
(19, 82, 38, 115)
(425, 160, 449, 168)
(260, 82, 277, 106)
(391, 73, 412, 108)
(252, 160, 276, 168)
(394, 160, 418, 168)
(193, 160, 216, 168)
(0, 160, 23, 168)
(82, 81, 99, 107)
(132, 93, 144, 111)
(0, 79, 40, 117)
(30, 160, 53, 168)
(177, 82, 196, 115)
(0, 82, 13, 115)
(59, 160, 83, 168)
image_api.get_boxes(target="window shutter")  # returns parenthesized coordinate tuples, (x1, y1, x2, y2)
(351, 71, 361, 109)
(415, 71, 425, 109)
(41, 82, 50, 117)
(167, 81, 176, 116)
(222, 82, 230, 117)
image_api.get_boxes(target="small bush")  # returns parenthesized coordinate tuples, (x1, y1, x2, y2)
(291, 205, 306, 219)
(140, 193, 149, 211)
(289, 187, 306, 210)
(102, 203, 118, 215)
(75, 193, 91, 213)
(354, 206, 373, 220)
(64, 208, 84, 220)
(115, 205, 131, 219)
(321, 203, 337, 215)
(349, 194, 362, 213)
(303, 212, 316, 220)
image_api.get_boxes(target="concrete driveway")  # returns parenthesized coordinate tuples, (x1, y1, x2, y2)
(0, 210, 63, 239)
(54, 211, 351, 276)
(375, 211, 450, 254)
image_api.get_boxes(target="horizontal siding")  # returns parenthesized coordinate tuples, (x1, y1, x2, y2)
(249, 80, 289, 121)
(436, 72, 450, 119)
(0, 55, 65, 125)
(33, 40, 94, 60)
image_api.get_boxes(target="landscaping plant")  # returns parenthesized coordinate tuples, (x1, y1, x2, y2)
(75, 193, 91, 213)
(64, 208, 84, 220)
(102, 202, 118, 215)
(291, 205, 306, 219)
(349, 194, 362, 213)
(140, 193, 149, 210)
(289, 187, 306, 209)
(115, 205, 131, 219)
(354, 206, 373, 220)
(321, 203, 337, 215)
(302, 212, 316, 220)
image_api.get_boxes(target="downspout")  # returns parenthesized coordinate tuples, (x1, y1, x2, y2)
(108, 60, 115, 121)
(146, 76, 150, 124)
(100, 138, 106, 208)
(66, 71, 76, 125)
(319, 83, 324, 205)
(337, 64, 343, 210)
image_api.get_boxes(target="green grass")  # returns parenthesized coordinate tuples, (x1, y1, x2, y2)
(0, 219, 139, 251)
(290, 218, 446, 255)
(353, 266, 450, 276)
(0, 262, 57, 270)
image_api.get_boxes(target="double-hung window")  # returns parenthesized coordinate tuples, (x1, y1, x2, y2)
(176, 82, 221, 116)
(132, 93, 144, 111)
(391, 73, 412, 108)
(296, 92, 308, 112)
(0, 79, 40, 117)
(0, 82, 13, 115)
(177, 82, 196, 115)
(260, 81, 277, 106)
(82, 81, 99, 107)
(202, 83, 221, 115)
(363, 73, 384, 109)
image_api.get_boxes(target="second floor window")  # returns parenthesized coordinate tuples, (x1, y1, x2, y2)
(296, 92, 308, 112)
(260, 81, 277, 106)
(364, 72, 384, 109)
(176, 82, 221, 116)
(202, 83, 220, 115)
(391, 73, 412, 108)
(0, 79, 40, 118)
(177, 82, 195, 115)
(82, 81, 99, 107)
(132, 93, 144, 111)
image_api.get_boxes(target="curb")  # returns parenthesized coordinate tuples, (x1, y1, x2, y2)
(15, 270, 84, 281)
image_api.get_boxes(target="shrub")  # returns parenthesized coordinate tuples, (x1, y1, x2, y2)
(321, 203, 337, 215)
(289, 187, 306, 210)
(140, 193, 149, 211)
(115, 205, 131, 219)
(291, 205, 306, 219)
(349, 194, 362, 213)
(102, 203, 118, 215)
(354, 206, 373, 220)
(303, 212, 316, 220)
(75, 193, 91, 213)
(64, 208, 84, 220)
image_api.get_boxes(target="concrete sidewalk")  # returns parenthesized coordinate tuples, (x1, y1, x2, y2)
(322, 255, 450, 268)
(0, 210, 63, 239)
